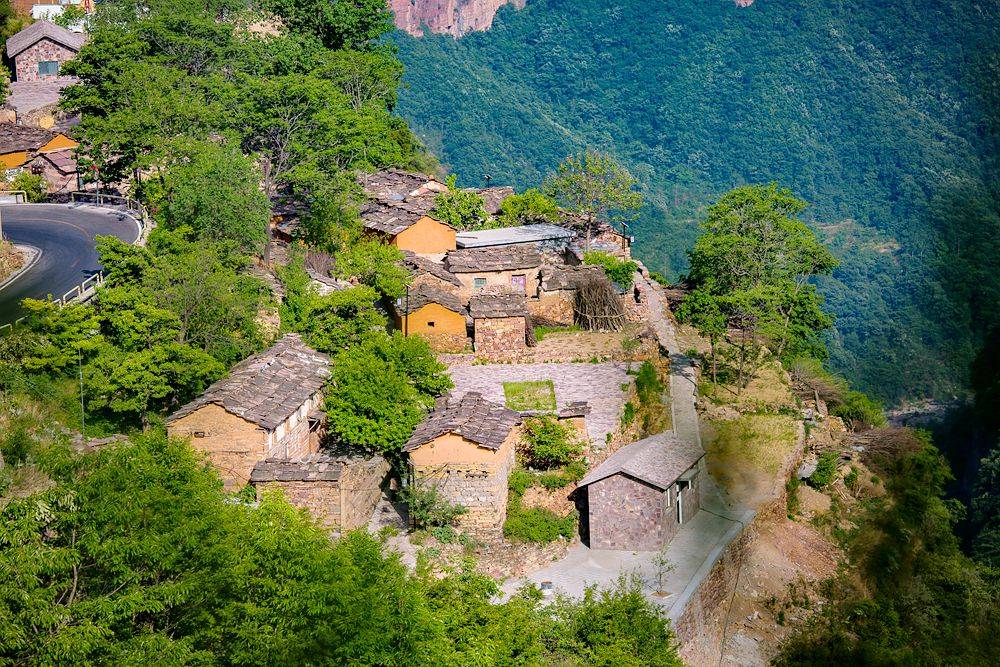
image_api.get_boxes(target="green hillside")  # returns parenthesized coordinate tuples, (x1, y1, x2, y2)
(393, 0, 1000, 402)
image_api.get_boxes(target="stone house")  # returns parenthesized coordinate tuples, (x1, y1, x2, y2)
(167, 334, 331, 491)
(576, 431, 704, 551)
(357, 167, 448, 202)
(559, 212, 633, 259)
(531, 264, 605, 326)
(360, 198, 456, 256)
(394, 282, 469, 352)
(0, 123, 78, 191)
(3, 77, 79, 128)
(445, 245, 543, 300)
(401, 250, 463, 292)
(250, 453, 389, 531)
(404, 392, 521, 530)
(5, 20, 86, 83)
(469, 289, 530, 356)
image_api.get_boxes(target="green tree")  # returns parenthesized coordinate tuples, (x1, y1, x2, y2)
(157, 137, 270, 253)
(333, 237, 409, 298)
(18, 300, 103, 373)
(430, 175, 488, 230)
(543, 149, 643, 251)
(971, 446, 1000, 567)
(676, 289, 726, 385)
(496, 187, 560, 226)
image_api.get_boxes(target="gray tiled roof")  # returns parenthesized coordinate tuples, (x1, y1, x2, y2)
(5, 77, 77, 115)
(401, 251, 461, 287)
(357, 168, 447, 202)
(394, 283, 466, 316)
(360, 198, 442, 235)
(446, 245, 542, 273)
(404, 392, 520, 452)
(540, 264, 605, 291)
(475, 186, 515, 215)
(469, 290, 529, 319)
(250, 453, 384, 483)
(0, 123, 56, 154)
(167, 333, 330, 431)
(578, 431, 704, 490)
(6, 20, 86, 58)
(455, 223, 575, 249)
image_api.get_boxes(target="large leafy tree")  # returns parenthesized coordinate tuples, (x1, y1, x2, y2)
(681, 184, 838, 392)
(543, 149, 644, 250)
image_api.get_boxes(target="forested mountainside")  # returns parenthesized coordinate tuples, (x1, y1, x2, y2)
(393, 0, 1000, 403)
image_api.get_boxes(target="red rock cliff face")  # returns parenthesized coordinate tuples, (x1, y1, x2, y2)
(390, 0, 527, 37)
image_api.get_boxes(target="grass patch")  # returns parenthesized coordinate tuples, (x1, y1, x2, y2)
(706, 414, 799, 476)
(533, 324, 582, 342)
(503, 380, 556, 412)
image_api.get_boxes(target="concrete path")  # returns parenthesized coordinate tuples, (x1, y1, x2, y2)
(448, 362, 633, 444)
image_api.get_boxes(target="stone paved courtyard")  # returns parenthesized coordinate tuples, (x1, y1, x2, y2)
(448, 362, 633, 444)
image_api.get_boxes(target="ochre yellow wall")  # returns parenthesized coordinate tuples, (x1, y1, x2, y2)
(397, 303, 466, 336)
(40, 134, 77, 153)
(391, 216, 456, 254)
(167, 403, 267, 491)
(410, 431, 515, 466)
(0, 151, 28, 169)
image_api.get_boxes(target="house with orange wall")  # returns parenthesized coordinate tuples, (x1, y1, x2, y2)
(0, 122, 78, 190)
(393, 283, 468, 352)
(360, 198, 456, 256)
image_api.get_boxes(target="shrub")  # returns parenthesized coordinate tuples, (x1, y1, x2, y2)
(786, 476, 801, 516)
(522, 416, 583, 469)
(635, 360, 662, 406)
(430, 176, 488, 229)
(561, 459, 588, 484)
(504, 504, 576, 543)
(621, 401, 636, 427)
(509, 468, 535, 497)
(844, 465, 860, 491)
(583, 250, 639, 288)
(832, 390, 887, 430)
(808, 451, 839, 489)
(538, 472, 570, 490)
(401, 484, 467, 529)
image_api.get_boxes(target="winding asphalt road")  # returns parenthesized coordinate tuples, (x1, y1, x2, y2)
(0, 204, 140, 324)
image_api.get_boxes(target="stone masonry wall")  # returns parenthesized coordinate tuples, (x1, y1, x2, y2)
(255, 480, 342, 530)
(30, 153, 76, 192)
(588, 474, 668, 550)
(15, 39, 77, 82)
(340, 457, 390, 530)
(168, 404, 266, 491)
(474, 316, 526, 356)
(528, 290, 574, 327)
(269, 415, 311, 459)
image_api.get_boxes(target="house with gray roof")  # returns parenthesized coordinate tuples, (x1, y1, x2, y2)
(577, 431, 705, 550)
(405, 392, 522, 529)
(167, 333, 331, 490)
(6, 20, 86, 83)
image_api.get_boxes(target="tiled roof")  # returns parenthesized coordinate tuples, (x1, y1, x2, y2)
(401, 251, 461, 287)
(446, 245, 542, 273)
(455, 223, 576, 249)
(250, 453, 384, 483)
(357, 168, 447, 202)
(38, 149, 75, 173)
(394, 283, 466, 316)
(5, 77, 77, 115)
(469, 290, 529, 319)
(578, 431, 704, 490)
(361, 198, 442, 235)
(558, 401, 592, 418)
(167, 333, 330, 431)
(0, 123, 56, 154)
(6, 20, 86, 58)
(540, 264, 605, 291)
(475, 186, 515, 215)
(404, 392, 520, 452)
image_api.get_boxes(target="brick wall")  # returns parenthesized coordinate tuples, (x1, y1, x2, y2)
(15, 39, 77, 82)
(339, 457, 390, 530)
(528, 290, 575, 327)
(456, 267, 541, 300)
(167, 404, 267, 491)
(473, 316, 527, 356)
(256, 480, 342, 529)
(587, 473, 670, 550)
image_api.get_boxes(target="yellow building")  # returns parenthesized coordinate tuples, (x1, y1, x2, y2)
(0, 122, 77, 171)
(394, 283, 468, 352)
(404, 392, 521, 530)
(361, 199, 456, 256)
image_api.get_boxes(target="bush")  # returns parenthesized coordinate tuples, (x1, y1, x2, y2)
(786, 476, 801, 516)
(401, 484, 467, 529)
(509, 468, 535, 497)
(808, 451, 839, 489)
(504, 504, 576, 543)
(561, 459, 588, 484)
(538, 472, 570, 490)
(522, 416, 582, 469)
(10, 171, 46, 202)
(634, 360, 662, 406)
(832, 390, 887, 430)
(583, 250, 639, 288)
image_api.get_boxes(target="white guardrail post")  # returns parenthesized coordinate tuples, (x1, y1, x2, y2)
(1, 191, 150, 334)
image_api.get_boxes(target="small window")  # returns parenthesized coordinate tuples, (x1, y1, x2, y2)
(511, 274, 526, 292)
(192, 431, 206, 438)
(427, 321, 435, 328)
(474, 277, 487, 289)
(38, 61, 59, 76)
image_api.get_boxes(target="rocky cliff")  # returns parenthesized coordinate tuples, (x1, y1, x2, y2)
(390, 0, 526, 37)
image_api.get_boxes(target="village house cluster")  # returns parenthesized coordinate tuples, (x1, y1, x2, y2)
(166, 168, 705, 551)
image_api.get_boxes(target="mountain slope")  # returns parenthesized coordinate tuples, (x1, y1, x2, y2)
(393, 0, 1000, 402)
